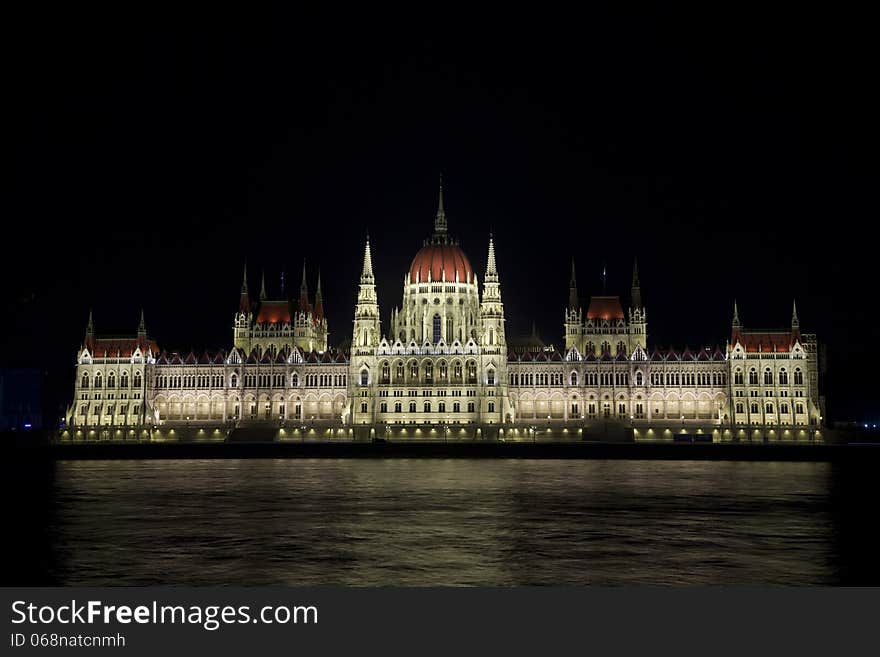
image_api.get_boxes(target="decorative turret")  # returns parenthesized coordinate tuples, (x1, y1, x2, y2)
(568, 259, 579, 310)
(791, 299, 799, 330)
(732, 299, 741, 330)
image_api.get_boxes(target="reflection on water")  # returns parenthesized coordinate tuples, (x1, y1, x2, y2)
(5, 459, 878, 585)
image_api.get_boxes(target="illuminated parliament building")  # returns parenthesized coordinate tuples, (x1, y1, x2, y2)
(64, 184, 825, 442)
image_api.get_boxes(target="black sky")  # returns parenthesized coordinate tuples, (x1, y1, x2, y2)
(5, 6, 878, 422)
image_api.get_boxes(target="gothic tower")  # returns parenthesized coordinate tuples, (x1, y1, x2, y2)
(628, 257, 646, 351)
(349, 237, 381, 424)
(233, 262, 251, 349)
(564, 258, 582, 352)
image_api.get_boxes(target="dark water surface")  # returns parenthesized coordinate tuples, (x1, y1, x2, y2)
(6, 459, 878, 585)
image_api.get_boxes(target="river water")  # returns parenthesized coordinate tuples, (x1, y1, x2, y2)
(6, 459, 877, 585)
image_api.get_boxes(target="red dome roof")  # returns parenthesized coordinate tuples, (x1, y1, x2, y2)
(409, 243, 474, 284)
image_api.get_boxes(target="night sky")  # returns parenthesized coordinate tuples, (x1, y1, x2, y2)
(6, 7, 877, 422)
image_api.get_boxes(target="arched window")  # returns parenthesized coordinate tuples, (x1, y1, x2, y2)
(409, 401, 416, 413)
(794, 369, 804, 385)
(410, 361, 419, 381)
(94, 373, 102, 388)
(487, 369, 495, 385)
(360, 369, 369, 386)
(381, 361, 390, 384)
(763, 368, 773, 385)
(107, 373, 115, 388)
(466, 361, 477, 384)
(748, 369, 758, 385)
(230, 374, 238, 388)
(779, 369, 788, 385)
(734, 369, 744, 385)
(424, 362, 433, 382)
(439, 362, 448, 380)
(635, 371, 643, 386)
(81, 373, 89, 388)
(120, 373, 129, 388)
(432, 314, 442, 343)
(453, 402, 460, 413)
(290, 373, 298, 387)
(396, 362, 405, 381)
(570, 371, 578, 386)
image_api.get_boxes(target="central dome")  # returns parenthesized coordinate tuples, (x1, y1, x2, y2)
(409, 243, 474, 284)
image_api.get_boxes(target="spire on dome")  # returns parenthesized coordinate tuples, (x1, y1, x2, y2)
(433, 174, 448, 239)
(260, 270, 267, 300)
(569, 258, 579, 310)
(361, 237, 375, 283)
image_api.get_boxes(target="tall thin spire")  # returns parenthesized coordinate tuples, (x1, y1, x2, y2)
(86, 309, 94, 336)
(299, 260, 309, 311)
(433, 174, 447, 237)
(569, 258, 579, 309)
(280, 268, 285, 296)
(361, 237, 375, 282)
(602, 264, 607, 294)
(260, 270, 267, 300)
(486, 233, 498, 280)
(314, 269, 324, 321)
(732, 299, 741, 328)
(791, 299, 799, 329)
(138, 309, 146, 335)
(630, 257, 642, 309)
(239, 262, 250, 314)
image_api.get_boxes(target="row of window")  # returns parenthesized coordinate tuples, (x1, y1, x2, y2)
(377, 361, 481, 384)
(79, 403, 141, 416)
(373, 400, 492, 414)
(80, 372, 142, 389)
(735, 402, 806, 415)
(154, 373, 348, 389)
(733, 368, 804, 385)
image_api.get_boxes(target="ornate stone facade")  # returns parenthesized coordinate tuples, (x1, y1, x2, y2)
(64, 183, 824, 441)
